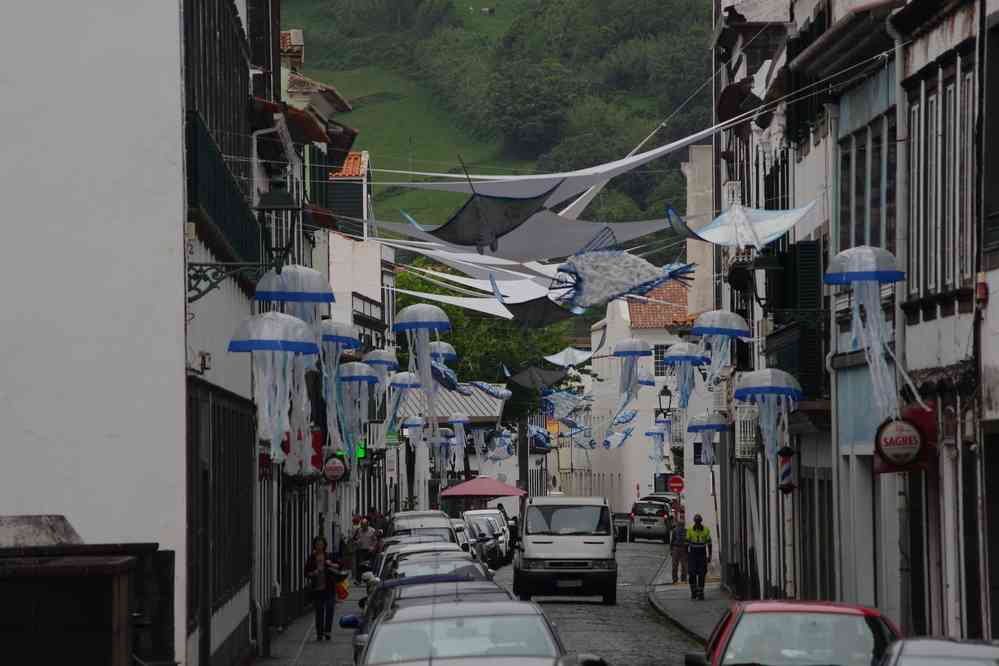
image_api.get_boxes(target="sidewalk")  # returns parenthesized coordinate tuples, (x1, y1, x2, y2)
(647, 555, 730, 643)
(254, 593, 362, 666)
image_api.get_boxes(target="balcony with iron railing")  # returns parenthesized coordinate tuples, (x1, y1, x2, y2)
(186, 111, 261, 264)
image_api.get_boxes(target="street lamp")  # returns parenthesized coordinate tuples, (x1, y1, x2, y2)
(656, 384, 672, 419)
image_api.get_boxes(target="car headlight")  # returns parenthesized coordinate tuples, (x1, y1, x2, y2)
(520, 558, 543, 570)
(591, 559, 617, 570)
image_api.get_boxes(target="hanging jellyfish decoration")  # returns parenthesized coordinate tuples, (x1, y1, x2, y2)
(662, 342, 710, 408)
(448, 414, 470, 467)
(364, 348, 399, 413)
(612, 338, 652, 415)
(393, 303, 451, 436)
(638, 369, 656, 389)
(687, 411, 729, 465)
(433, 427, 456, 469)
(692, 310, 751, 388)
(229, 311, 319, 464)
(254, 265, 333, 476)
(733, 369, 802, 463)
(824, 246, 909, 423)
(430, 341, 458, 364)
(319, 321, 361, 453)
(385, 371, 421, 438)
(645, 426, 668, 469)
(336, 362, 378, 459)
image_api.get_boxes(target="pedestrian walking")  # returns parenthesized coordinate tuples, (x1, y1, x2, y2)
(686, 513, 712, 600)
(305, 536, 345, 641)
(670, 517, 688, 584)
(352, 517, 379, 582)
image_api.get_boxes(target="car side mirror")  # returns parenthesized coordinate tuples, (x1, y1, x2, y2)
(339, 615, 361, 629)
(460, 542, 470, 552)
(684, 652, 708, 666)
(487, 568, 495, 579)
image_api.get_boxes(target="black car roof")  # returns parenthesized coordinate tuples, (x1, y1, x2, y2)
(393, 580, 507, 599)
(383, 600, 544, 623)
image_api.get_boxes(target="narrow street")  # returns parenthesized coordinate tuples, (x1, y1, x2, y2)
(493, 541, 701, 665)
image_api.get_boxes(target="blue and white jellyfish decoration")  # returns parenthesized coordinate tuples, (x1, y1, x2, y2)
(692, 310, 751, 388)
(733, 369, 802, 462)
(686, 411, 729, 465)
(229, 311, 319, 463)
(336, 362, 378, 459)
(385, 371, 421, 438)
(319, 321, 361, 452)
(393, 304, 451, 442)
(824, 246, 912, 423)
(662, 342, 710, 409)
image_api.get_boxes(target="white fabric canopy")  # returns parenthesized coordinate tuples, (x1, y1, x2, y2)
(692, 202, 817, 249)
(372, 114, 751, 207)
(403, 264, 549, 300)
(545, 347, 594, 367)
(390, 287, 514, 319)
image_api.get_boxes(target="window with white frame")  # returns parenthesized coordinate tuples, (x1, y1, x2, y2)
(908, 56, 976, 296)
(838, 114, 897, 256)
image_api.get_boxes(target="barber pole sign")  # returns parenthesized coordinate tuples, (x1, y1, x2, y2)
(778, 454, 795, 494)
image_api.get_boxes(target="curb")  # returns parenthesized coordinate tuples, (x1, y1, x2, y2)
(646, 585, 710, 645)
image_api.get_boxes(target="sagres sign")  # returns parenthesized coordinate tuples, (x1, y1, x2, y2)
(875, 418, 924, 466)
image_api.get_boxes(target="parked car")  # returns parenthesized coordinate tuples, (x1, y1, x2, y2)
(628, 501, 670, 543)
(389, 552, 493, 581)
(880, 637, 999, 665)
(450, 519, 475, 558)
(464, 508, 513, 562)
(356, 600, 571, 665)
(341, 574, 512, 662)
(387, 514, 460, 547)
(465, 519, 502, 566)
(513, 496, 617, 605)
(684, 600, 900, 666)
(376, 543, 462, 579)
(467, 517, 503, 568)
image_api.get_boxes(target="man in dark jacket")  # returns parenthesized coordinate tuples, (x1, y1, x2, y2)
(670, 518, 688, 584)
(305, 536, 346, 641)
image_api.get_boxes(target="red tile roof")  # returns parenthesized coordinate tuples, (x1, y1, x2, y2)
(627, 282, 690, 329)
(329, 151, 367, 179)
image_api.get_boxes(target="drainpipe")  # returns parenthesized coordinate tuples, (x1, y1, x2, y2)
(825, 100, 842, 601)
(886, 13, 913, 634)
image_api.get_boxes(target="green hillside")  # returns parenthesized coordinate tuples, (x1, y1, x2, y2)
(282, 0, 711, 254)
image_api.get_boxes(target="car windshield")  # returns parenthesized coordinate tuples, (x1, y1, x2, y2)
(633, 503, 665, 516)
(525, 505, 612, 536)
(392, 527, 456, 543)
(472, 520, 496, 536)
(394, 559, 488, 580)
(721, 611, 895, 666)
(365, 615, 558, 663)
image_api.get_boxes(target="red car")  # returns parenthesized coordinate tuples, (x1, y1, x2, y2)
(684, 600, 901, 666)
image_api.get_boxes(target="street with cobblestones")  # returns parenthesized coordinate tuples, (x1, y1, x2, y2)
(493, 541, 702, 665)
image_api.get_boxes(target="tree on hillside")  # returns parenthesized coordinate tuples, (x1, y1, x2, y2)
(488, 57, 577, 154)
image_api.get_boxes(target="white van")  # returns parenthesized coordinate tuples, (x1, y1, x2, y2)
(512, 495, 617, 605)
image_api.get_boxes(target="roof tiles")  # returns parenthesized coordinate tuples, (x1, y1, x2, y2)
(627, 282, 690, 329)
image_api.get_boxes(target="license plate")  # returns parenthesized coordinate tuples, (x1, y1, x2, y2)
(641, 519, 657, 524)
(556, 579, 583, 588)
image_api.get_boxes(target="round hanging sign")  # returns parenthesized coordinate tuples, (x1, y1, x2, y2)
(875, 418, 924, 466)
(323, 455, 346, 483)
(667, 475, 685, 494)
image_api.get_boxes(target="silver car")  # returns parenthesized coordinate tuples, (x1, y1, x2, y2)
(628, 501, 669, 542)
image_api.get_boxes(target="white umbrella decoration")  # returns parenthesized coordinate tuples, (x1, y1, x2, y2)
(430, 341, 458, 364)
(229, 311, 319, 463)
(823, 246, 914, 422)
(364, 348, 399, 414)
(336, 362, 378, 459)
(692, 310, 751, 388)
(393, 304, 451, 507)
(319, 321, 361, 454)
(734, 369, 802, 462)
(662, 342, 710, 408)
(687, 411, 729, 465)
(385, 371, 421, 439)
(255, 265, 334, 476)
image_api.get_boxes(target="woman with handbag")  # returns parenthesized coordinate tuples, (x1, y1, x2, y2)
(305, 536, 346, 641)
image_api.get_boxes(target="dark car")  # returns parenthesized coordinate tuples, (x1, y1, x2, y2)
(467, 517, 503, 568)
(389, 552, 493, 581)
(685, 600, 900, 666)
(880, 637, 999, 665)
(357, 600, 570, 665)
(341, 575, 512, 662)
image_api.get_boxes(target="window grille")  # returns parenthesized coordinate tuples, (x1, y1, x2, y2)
(735, 403, 759, 461)
(665, 408, 686, 450)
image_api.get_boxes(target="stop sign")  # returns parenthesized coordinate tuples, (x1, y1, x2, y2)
(667, 475, 685, 493)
